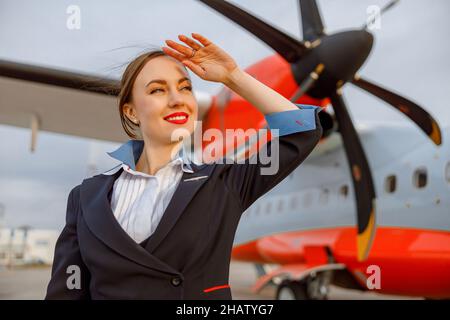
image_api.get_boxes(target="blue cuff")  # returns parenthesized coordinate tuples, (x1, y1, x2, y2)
(264, 104, 323, 137)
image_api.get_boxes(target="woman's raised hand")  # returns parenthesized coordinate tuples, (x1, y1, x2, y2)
(162, 33, 239, 84)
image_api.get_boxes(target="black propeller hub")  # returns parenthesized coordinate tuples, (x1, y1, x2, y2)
(291, 30, 373, 98)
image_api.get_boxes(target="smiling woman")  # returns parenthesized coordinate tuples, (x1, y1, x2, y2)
(116, 48, 200, 176)
(45, 33, 323, 300)
(118, 51, 195, 139)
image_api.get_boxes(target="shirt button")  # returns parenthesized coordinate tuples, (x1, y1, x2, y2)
(171, 276, 182, 287)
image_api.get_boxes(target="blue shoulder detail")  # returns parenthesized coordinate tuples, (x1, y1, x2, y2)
(264, 104, 323, 137)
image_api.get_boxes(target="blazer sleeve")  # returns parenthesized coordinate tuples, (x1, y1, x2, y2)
(45, 185, 91, 300)
(220, 104, 323, 213)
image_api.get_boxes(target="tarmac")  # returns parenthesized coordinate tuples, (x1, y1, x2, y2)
(0, 261, 416, 300)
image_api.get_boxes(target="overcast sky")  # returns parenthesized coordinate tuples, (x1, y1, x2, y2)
(0, 0, 449, 230)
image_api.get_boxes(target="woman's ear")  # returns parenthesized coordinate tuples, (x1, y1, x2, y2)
(123, 103, 139, 125)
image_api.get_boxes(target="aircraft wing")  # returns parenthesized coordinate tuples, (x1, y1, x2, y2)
(0, 59, 213, 144)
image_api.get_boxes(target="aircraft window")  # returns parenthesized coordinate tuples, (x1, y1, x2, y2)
(385, 175, 397, 193)
(319, 188, 329, 204)
(413, 167, 427, 189)
(339, 185, 349, 198)
(254, 203, 261, 216)
(446, 162, 450, 183)
(277, 199, 284, 212)
(289, 196, 298, 209)
(266, 202, 272, 214)
(303, 193, 312, 207)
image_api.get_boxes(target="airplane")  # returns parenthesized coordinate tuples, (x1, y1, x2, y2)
(0, 0, 448, 300)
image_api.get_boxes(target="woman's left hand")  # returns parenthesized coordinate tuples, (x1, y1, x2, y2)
(162, 33, 239, 84)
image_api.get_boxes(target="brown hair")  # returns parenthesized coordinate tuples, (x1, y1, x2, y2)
(118, 49, 189, 139)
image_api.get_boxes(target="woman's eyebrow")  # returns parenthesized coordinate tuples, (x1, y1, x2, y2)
(145, 77, 191, 87)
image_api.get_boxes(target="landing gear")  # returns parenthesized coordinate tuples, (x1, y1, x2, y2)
(275, 271, 332, 300)
(276, 280, 308, 300)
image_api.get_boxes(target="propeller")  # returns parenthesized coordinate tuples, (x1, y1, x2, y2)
(352, 76, 442, 145)
(198, 0, 442, 261)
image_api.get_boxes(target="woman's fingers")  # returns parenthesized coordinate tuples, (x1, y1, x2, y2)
(161, 46, 186, 62)
(178, 35, 202, 50)
(165, 40, 194, 58)
(182, 60, 206, 78)
(163, 46, 205, 78)
(191, 33, 212, 46)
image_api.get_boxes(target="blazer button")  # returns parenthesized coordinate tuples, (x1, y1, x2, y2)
(171, 276, 182, 287)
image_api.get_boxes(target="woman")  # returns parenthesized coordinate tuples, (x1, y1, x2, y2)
(45, 33, 323, 300)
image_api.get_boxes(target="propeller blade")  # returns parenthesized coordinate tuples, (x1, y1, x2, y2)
(299, 0, 325, 41)
(198, 0, 308, 62)
(329, 91, 377, 262)
(352, 76, 442, 145)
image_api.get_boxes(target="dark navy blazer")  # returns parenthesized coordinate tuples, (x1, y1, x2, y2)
(45, 104, 323, 300)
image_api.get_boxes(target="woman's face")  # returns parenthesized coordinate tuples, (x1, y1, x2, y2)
(125, 55, 198, 145)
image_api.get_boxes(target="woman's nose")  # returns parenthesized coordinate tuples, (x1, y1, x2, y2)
(168, 89, 185, 107)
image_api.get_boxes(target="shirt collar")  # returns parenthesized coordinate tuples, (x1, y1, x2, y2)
(105, 139, 194, 175)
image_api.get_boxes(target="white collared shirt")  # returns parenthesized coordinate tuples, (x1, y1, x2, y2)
(104, 141, 194, 244)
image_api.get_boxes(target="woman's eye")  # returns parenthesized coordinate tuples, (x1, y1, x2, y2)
(150, 88, 164, 94)
(150, 86, 192, 94)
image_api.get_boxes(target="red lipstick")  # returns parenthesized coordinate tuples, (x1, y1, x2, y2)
(163, 112, 189, 124)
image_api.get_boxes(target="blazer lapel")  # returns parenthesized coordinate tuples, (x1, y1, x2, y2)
(80, 168, 180, 275)
(144, 162, 214, 253)
(79, 162, 214, 274)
